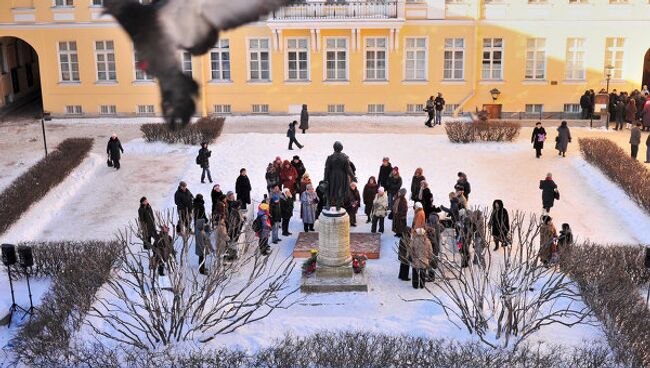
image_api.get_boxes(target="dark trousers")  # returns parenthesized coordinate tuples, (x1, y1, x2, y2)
(364, 205, 372, 222)
(425, 112, 434, 126)
(348, 209, 357, 226)
(412, 268, 426, 289)
(288, 137, 303, 150)
(581, 108, 589, 120)
(535, 147, 542, 158)
(302, 128, 306, 134)
(143, 231, 155, 250)
(113, 158, 121, 170)
(615, 119, 624, 130)
(631, 144, 639, 159)
(303, 223, 315, 232)
(177, 209, 191, 233)
(259, 237, 270, 254)
(399, 263, 410, 280)
(201, 167, 212, 183)
(282, 217, 291, 235)
(371, 216, 385, 233)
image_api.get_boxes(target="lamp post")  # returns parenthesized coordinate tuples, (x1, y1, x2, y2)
(41, 111, 51, 157)
(605, 65, 614, 130)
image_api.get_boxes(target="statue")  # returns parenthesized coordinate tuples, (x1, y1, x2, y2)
(323, 141, 354, 211)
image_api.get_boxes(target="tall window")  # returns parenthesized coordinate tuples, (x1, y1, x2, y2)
(92, 0, 103, 5)
(248, 38, 270, 81)
(605, 38, 625, 80)
(134, 51, 154, 81)
(286, 38, 309, 81)
(210, 39, 230, 81)
(404, 37, 427, 81)
(365, 37, 387, 80)
(482, 38, 503, 80)
(525, 38, 546, 80)
(58, 41, 79, 82)
(565, 38, 585, 80)
(325, 38, 348, 81)
(95, 40, 116, 82)
(55, 0, 73, 6)
(443, 38, 464, 80)
(181, 51, 192, 77)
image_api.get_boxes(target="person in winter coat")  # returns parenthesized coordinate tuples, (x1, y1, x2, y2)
(301, 184, 319, 232)
(255, 203, 272, 256)
(193, 194, 210, 274)
(211, 184, 226, 223)
(371, 187, 388, 234)
(265, 163, 280, 193)
(235, 168, 252, 210)
(345, 182, 361, 227)
(424, 96, 435, 127)
(489, 199, 510, 251)
(630, 123, 642, 160)
(398, 228, 411, 281)
(152, 225, 175, 276)
(280, 160, 299, 195)
(291, 155, 307, 185)
(425, 213, 442, 278)
(174, 181, 193, 233)
(555, 121, 572, 157)
(531, 122, 547, 159)
(469, 210, 487, 268)
(224, 201, 243, 261)
(579, 90, 591, 119)
(214, 219, 229, 262)
(392, 188, 408, 237)
(280, 188, 294, 236)
(377, 157, 393, 188)
(456, 172, 471, 200)
(385, 167, 403, 210)
(315, 180, 326, 220)
(269, 194, 282, 244)
(287, 121, 304, 150)
(412, 202, 426, 231)
(441, 192, 461, 224)
(609, 89, 619, 127)
(539, 173, 559, 214)
(626, 97, 637, 129)
(454, 184, 468, 210)
(614, 98, 626, 130)
(299, 104, 309, 134)
(138, 196, 156, 249)
(197, 142, 212, 183)
(434, 92, 445, 126)
(193, 193, 209, 234)
(106, 133, 124, 170)
(299, 172, 312, 198)
(642, 100, 650, 132)
(362, 177, 378, 223)
(539, 216, 558, 266)
(420, 181, 434, 219)
(410, 168, 426, 202)
(557, 223, 573, 260)
(645, 133, 650, 164)
(410, 227, 434, 289)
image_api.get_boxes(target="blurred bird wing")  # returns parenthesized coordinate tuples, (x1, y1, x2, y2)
(198, 0, 293, 31)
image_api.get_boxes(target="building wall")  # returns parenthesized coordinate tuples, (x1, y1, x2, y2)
(0, 0, 648, 117)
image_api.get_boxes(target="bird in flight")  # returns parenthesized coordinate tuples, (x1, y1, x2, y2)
(103, 0, 293, 128)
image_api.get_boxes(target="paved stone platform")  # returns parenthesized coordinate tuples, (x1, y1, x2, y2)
(292, 232, 381, 259)
(300, 269, 369, 293)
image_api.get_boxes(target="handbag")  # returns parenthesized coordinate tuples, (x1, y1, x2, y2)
(554, 191, 560, 200)
(388, 211, 393, 220)
(107, 157, 113, 167)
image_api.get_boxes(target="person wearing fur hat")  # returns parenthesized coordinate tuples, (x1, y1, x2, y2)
(539, 216, 558, 266)
(291, 155, 306, 182)
(410, 168, 426, 202)
(410, 227, 434, 289)
(280, 160, 299, 195)
(539, 173, 559, 214)
(362, 177, 378, 223)
(489, 200, 510, 251)
(270, 194, 282, 244)
(385, 166, 403, 209)
(138, 197, 156, 249)
(255, 203, 272, 256)
(298, 172, 312, 199)
(371, 187, 388, 233)
(280, 188, 294, 236)
(392, 188, 408, 238)
(106, 133, 124, 170)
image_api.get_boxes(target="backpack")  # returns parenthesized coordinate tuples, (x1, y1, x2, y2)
(286, 129, 292, 138)
(252, 215, 263, 233)
(196, 154, 201, 165)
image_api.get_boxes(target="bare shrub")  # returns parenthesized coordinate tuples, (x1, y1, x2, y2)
(141, 117, 225, 145)
(445, 121, 521, 143)
(579, 138, 650, 213)
(0, 138, 94, 235)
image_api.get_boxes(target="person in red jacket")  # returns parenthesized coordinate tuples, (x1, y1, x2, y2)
(280, 160, 299, 195)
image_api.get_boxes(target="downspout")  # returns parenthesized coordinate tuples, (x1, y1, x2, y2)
(455, 0, 480, 117)
(200, 53, 208, 118)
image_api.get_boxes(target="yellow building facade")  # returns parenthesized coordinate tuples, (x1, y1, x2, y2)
(1, 0, 649, 118)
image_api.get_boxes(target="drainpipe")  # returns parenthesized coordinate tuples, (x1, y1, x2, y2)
(200, 53, 208, 118)
(455, 0, 480, 117)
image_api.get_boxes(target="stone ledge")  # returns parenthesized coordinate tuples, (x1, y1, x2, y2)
(293, 232, 381, 259)
(300, 270, 368, 293)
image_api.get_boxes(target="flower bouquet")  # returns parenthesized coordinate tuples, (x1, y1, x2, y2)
(352, 253, 368, 274)
(302, 249, 318, 276)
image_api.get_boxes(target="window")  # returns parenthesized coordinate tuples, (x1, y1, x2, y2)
(443, 38, 464, 80)
(325, 38, 348, 81)
(92, 0, 103, 5)
(286, 38, 309, 81)
(327, 104, 345, 113)
(368, 104, 385, 114)
(405, 38, 427, 81)
(95, 40, 116, 82)
(54, 0, 73, 6)
(137, 105, 155, 115)
(65, 105, 82, 115)
(248, 38, 270, 81)
(482, 38, 503, 80)
(444, 104, 460, 115)
(605, 38, 625, 80)
(214, 104, 232, 114)
(565, 38, 585, 80)
(210, 39, 230, 81)
(525, 104, 543, 113)
(365, 37, 387, 81)
(252, 104, 269, 114)
(99, 105, 117, 115)
(563, 104, 580, 113)
(528, 0, 547, 3)
(181, 52, 192, 77)
(407, 104, 424, 114)
(568, 0, 588, 3)
(58, 41, 79, 82)
(609, 0, 628, 3)
(134, 51, 154, 81)
(525, 38, 546, 80)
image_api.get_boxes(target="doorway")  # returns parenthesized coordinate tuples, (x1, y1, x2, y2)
(482, 104, 502, 119)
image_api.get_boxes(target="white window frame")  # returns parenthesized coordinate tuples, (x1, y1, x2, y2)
(54, 0, 74, 7)
(525, 38, 546, 80)
(605, 37, 625, 80)
(482, 38, 503, 80)
(285, 37, 310, 81)
(137, 105, 155, 115)
(444, 104, 460, 115)
(210, 39, 231, 81)
(91, 0, 103, 5)
(95, 40, 116, 82)
(327, 104, 345, 114)
(565, 38, 585, 81)
(404, 37, 427, 81)
(364, 37, 388, 81)
(563, 104, 581, 113)
(181, 51, 192, 77)
(252, 104, 269, 114)
(213, 104, 232, 114)
(525, 104, 544, 113)
(65, 105, 83, 115)
(57, 41, 79, 82)
(368, 104, 385, 114)
(99, 105, 117, 115)
(323, 37, 349, 81)
(443, 38, 464, 80)
(134, 51, 154, 82)
(407, 104, 425, 114)
(247, 38, 271, 82)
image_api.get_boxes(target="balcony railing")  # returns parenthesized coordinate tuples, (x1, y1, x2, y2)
(270, 1, 399, 20)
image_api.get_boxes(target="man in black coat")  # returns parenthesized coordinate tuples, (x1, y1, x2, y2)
(456, 172, 471, 200)
(345, 182, 361, 227)
(287, 121, 303, 150)
(539, 173, 558, 214)
(323, 141, 354, 210)
(377, 157, 392, 188)
(197, 142, 212, 183)
(579, 91, 591, 120)
(609, 89, 619, 128)
(106, 134, 124, 170)
(235, 168, 252, 210)
(174, 181, 194, 233)
(138, 196, 156, 249)
(434, 92, 445, 125)
(291, 155, 306, 182)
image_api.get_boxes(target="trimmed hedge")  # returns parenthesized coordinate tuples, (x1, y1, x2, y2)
(445, 121, 521, 143)
(0, 138, 94, 235)
(141, 117, 225, 145)
(579, 138, 650, 213)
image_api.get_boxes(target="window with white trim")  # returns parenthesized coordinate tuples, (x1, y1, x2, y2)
(210, 39, 230, 81)
(58, 41, 79, 82)
(568, 0, 588, 3)
(99, 105, 117, 115)
(609, 0, 628, 3)
(134, 51, 153, 81)
(405, 37, 426, 81)
(368, 104, 385, 114)
(286, 38, 309, 81)
(92, 0, 103, 5)
(444, 104, 460, 114)
(325, 38, 348, 81)
(443, 38, 464, 80)
(252, 104, 269, 114)
(65, 105, 82, 115)
(525, 38, 546, 80)
(248, 38, 270, 81)
(565, 38, 585, 80)
(365, 37, 387, 81)
(528, 0, 547, 3)
(181, 52, 192, 77)
(525, 104, 543, 113)
(327, 104, 345, 113)
(54, 0, 73, 6)
(214, 104, 232, 114)
(563, 104, 581, 113)
(95, 40, 116, 82)
(482, 38, 503, 80)
(407, 104, 424, 114)
(137, 105, 155, 115)
(605, 38, 625, 80)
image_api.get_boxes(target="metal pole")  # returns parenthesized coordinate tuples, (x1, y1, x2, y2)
(41, 117, 48, 157)
(606, 77, 611, 130)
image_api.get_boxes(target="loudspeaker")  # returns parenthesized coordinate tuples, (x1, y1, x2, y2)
(1, 244, 17, 266)
(645, 247, 650, 269)
(17, 246, 34, 268)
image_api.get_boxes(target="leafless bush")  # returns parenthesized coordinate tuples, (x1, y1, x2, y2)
(579, 138, 650, 213)
(0, 138, 94, 235)
(140, 117, 225, 145)
(445, 121, 521, 143)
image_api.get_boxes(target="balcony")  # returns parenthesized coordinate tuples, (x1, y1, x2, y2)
(270, 1, 399, 20)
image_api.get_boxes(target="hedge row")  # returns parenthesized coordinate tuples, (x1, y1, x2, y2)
(560, 243, 650, 367)
(0, 138, 94, 235)
(140, 117, 225, 145)
(445, 121, 521, 143)
(579, 138, 650, 213)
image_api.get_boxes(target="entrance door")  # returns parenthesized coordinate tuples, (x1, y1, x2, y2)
(482, 104, 502, 119)
(11, 67, 20, 94)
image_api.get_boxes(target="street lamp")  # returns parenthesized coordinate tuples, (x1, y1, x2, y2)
(605, 65, 614, 130)
(41, 111, 51, 157)
(490, 88, 501, 102)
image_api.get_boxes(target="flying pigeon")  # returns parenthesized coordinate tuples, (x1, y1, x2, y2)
(103, 0, 293, 128)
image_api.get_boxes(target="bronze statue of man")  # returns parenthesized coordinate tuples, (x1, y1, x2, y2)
(323, 141, 354, 211)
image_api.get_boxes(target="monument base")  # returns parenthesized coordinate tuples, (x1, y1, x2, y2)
(300, 269, 369, 293)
